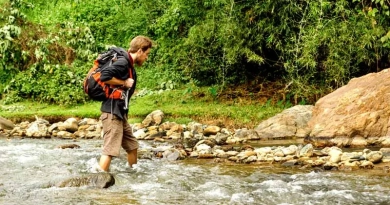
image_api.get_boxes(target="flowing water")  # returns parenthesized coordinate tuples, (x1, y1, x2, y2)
(1, 138, 390, 205)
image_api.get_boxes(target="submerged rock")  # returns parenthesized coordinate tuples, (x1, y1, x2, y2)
(57, 173, 115, 188)
(56, 144, 81, 149)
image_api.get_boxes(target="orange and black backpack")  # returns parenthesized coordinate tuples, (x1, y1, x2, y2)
(83, 47, 132, 101)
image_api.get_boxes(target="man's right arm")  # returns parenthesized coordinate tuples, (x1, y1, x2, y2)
(100, 58, 133, 88)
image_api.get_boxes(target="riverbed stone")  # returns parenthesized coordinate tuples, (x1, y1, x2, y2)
(203, 125, 221, 136)
(142, 110, 164, 127)
(26, 121, 49, 138)
(328, 148, 343, 163)
(255, 105, 314, 139)
(57, 173, 115, 188)
(162, 148, 181, 161)
(281, 145, 298, 156)
(299, 144, 314, 157)
(62, 118, 79, 133)
(366, 151, 383, 163)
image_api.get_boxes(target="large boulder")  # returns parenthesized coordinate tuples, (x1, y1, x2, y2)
(306, 68, 390, 147)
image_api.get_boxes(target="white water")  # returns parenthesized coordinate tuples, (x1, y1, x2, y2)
(1, 138, 390, 205)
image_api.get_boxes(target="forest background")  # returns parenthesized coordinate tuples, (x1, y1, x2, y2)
(0, 0, 389, 128)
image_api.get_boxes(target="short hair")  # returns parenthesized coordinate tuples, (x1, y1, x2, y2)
(128, 36, 153, 53)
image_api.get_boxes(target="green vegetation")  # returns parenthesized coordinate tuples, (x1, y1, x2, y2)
(0, 0, 389, 126)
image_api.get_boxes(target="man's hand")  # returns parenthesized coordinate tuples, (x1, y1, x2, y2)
(124, 78, 134, 88)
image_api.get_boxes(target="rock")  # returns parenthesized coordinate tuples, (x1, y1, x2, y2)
(366, 151, 383, 163)
(57, 173, 115, 188)
(195, 144, 212, 155)
(26, 121, 49, 138)
(62, 118, 79, 133)
(203, 125, 221, 136)
(255, 105, 314, 139)
(56, 131, 75, 139)
(188, 122, 204, 134)
(281, 145, 298, 156)
(56, 144, 80, 149)
(282, 160, 299, 167)
(142, 110, 164, 127)
(307, 69, 390, 147)
(215, 132, 229, 145)
(299, 144, 314, 157)
(360, 161, 374, 169)
(328, 148, 343, 163)
(323, 162, 338, 170)
(0, 116, 15, 130)
(162, 149, 181, 161)
(233, 128, 260, 140)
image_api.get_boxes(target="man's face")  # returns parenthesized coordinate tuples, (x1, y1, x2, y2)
(135, 48, 150, 66)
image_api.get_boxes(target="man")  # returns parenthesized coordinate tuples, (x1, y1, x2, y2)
(98, 36, 153, 172)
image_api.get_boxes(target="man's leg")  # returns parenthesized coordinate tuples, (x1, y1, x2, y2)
(127, 149, 138, 167)
(99, 154, 112, 171)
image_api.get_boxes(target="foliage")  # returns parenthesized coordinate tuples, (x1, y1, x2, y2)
(1, 0, 390, 106)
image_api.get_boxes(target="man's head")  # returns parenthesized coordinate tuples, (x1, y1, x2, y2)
(128, 36, 153, 66)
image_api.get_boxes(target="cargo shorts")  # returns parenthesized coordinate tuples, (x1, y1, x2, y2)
(100, 112, 139, 157)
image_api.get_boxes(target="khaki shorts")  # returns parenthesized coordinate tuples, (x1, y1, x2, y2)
(100, 112, 139, 157)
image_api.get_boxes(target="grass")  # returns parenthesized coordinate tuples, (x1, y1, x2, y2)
(0, 89, 287, 129)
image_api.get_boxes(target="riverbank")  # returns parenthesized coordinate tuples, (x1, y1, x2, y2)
(0, 88, 287, 129)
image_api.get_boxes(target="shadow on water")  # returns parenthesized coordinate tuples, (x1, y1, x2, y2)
(1, 138, 390, 205)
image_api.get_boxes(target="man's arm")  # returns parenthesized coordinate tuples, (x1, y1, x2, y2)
(104, 77, 134, 88)
(100, 58, 134, 88)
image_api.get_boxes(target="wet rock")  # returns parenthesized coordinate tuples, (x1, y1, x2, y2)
(56, 131, 75, 139)
(360, 161, 374, 169)
(198, 154, 214, 159)
(299, 144, 314, 157)
(366, 151, 383, 163)
(133, 129, 146, 139)
(281, 145, 298, 156)
(323, 162, 338, 170)
(57, 173, 115, 188)
(282, 160, 299, 167)
(56, 144, 80, 149)
(328, 147, 343, 163)
(162, 148, 181, 161)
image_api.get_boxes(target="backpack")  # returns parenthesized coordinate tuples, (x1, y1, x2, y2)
(83, 47, 132, 101)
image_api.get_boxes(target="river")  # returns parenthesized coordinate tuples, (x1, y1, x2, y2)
(1, 138, 390, 205)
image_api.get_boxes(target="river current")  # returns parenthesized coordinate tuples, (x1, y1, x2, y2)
(1, 138, 390, 205)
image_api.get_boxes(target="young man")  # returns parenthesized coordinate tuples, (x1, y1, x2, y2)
(98, 36, 153, 172)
